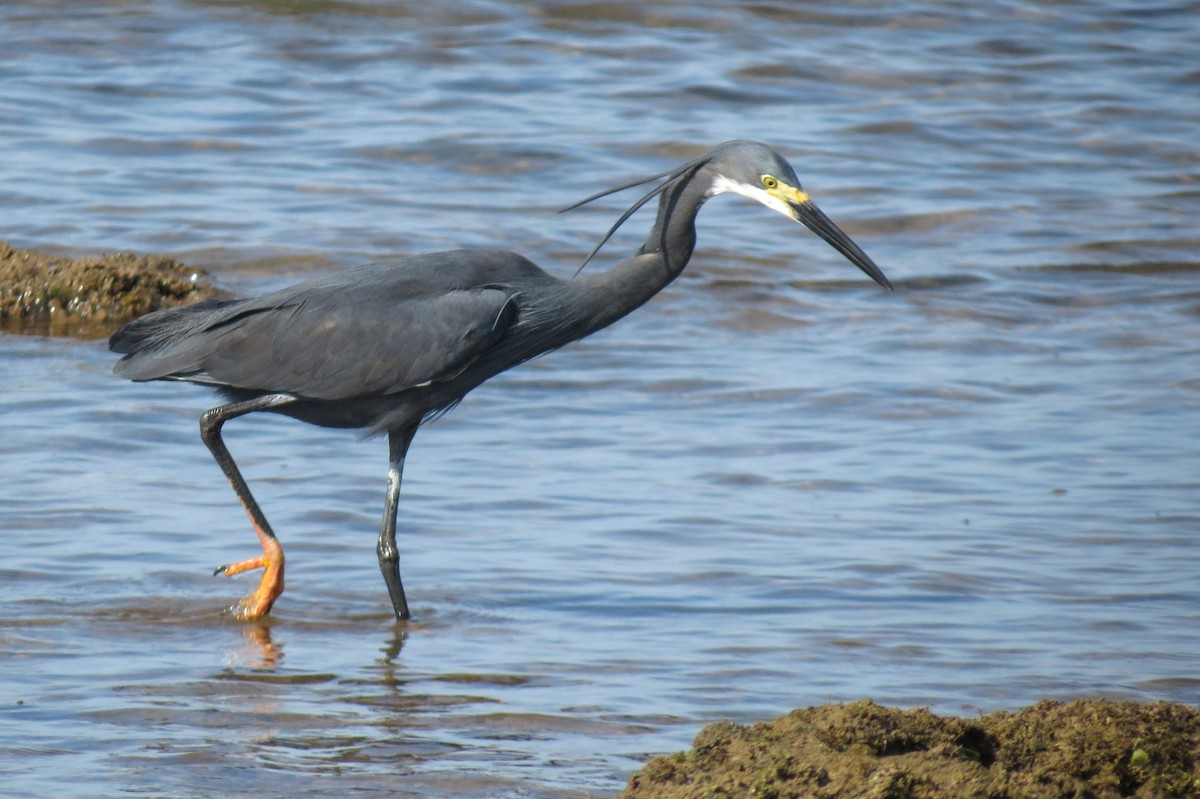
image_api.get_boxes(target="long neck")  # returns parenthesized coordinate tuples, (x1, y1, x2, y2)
(562, 174, 707, 336)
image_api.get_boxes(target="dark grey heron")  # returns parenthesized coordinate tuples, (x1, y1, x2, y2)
(110, 140, 892, 621)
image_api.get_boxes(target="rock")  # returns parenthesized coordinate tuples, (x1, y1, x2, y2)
(0, 241, 220, 337)
(619, 699, 1200, 799)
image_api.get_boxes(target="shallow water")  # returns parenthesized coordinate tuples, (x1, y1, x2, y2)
(2, 1, 1199, 797)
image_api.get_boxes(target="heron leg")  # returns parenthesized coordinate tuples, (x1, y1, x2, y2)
(199, 393, 295, 620)
(378, 424, 418, 621)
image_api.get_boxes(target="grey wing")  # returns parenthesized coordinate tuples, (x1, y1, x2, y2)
(118, 287, 518, 400)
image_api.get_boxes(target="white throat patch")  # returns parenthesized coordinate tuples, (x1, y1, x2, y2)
(709, 175, 794, 220)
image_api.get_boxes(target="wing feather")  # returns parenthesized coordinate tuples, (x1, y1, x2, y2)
(112, 254, 528, 401)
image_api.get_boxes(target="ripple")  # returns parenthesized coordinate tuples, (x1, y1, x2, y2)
(2, 1, 1199, 797)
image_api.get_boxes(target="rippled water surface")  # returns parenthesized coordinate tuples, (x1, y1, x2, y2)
(2, 1, 1199, 796)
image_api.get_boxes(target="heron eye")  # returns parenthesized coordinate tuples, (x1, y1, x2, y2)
(762, 175, 779, 190)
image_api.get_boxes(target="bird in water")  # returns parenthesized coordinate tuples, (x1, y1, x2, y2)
(110, 140, 892, 621)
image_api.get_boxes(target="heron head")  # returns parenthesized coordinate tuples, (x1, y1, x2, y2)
(705, 140, 893, 290)
(562, 140, 893, 289)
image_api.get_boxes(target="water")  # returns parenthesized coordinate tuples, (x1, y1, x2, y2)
(2, 1, 1199, 796)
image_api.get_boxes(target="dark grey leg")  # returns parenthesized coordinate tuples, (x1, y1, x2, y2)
(198, 393, 295, 619)
(378, 424, 418, 621)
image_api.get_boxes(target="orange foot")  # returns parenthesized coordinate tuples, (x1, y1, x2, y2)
(214, 539, 285, 620)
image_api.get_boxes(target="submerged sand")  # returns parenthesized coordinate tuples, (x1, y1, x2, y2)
(620, 699, 1200, 799)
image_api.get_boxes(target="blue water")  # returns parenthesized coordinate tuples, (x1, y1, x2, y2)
(1, 2, 1198, 797)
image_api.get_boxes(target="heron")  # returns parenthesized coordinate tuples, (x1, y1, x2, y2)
(109, 140, 892, 621)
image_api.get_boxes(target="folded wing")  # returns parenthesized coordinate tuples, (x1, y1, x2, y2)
(112, 269, 519, 401)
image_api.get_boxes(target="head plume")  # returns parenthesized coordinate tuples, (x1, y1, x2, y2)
(559, 153, 711, 276)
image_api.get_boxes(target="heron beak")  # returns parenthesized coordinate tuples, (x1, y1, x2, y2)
(777, 186, 893, 290)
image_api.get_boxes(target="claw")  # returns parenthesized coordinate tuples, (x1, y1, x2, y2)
(214, 556, 267, 577)
(215, 541, 285, 620)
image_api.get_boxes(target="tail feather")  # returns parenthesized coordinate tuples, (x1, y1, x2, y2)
(109, 298, 240, 380)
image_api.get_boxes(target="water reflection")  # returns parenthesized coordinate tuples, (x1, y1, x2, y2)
(227, 622, 284, 669)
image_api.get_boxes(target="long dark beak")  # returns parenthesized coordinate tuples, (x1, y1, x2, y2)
(790, 199, 893, 290)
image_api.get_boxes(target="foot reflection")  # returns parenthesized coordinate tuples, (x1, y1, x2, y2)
(224, 620, 282, 669)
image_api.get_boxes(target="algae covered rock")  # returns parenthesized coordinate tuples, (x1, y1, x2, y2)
(620, 699, 1200, 799)
(0, 241, 219, 337)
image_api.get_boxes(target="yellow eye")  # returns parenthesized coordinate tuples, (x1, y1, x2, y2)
(761, 175, 779, 190)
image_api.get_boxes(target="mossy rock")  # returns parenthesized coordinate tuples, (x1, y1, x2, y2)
(620, 699, 1200, 799)
(0, 240, 220, 338)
